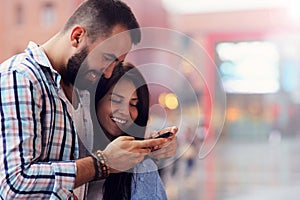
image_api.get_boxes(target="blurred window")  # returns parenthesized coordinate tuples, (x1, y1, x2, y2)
(216, 41, 280, 94)
(15, 4, 24, 25)
(41, 2, 56, 27)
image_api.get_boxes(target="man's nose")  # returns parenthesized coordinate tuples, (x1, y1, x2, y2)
(103, 60, 120, 79)
(103, 64, 115, 79)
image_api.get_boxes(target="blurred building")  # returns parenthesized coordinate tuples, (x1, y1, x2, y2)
(2, 0, 300, 138)
(123, 1, 300, 139)
(0, 0, 169, 62)
(0, 0, 81, 61)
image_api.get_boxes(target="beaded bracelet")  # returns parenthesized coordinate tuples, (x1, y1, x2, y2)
(91, 150, 110, 180)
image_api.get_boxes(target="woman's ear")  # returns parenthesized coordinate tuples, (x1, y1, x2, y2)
(70, 26, 86, 47)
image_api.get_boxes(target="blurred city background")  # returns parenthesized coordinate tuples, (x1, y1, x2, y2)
(1, 0, 300, 199)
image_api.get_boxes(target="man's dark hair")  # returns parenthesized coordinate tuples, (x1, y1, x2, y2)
(62, 0, 141, 44)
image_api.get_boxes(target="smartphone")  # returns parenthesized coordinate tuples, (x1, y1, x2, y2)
(134, 131, 173, 140)
(154, 131, 172, 139)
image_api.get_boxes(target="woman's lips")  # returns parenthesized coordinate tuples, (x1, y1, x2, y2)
(110, 116, 127, 124)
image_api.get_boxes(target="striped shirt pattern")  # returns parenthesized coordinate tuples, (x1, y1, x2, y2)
(0, 42, 79, 199)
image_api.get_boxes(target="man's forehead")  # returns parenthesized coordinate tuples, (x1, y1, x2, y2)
(93, 33, 132, 56)
(97, 25, 132, 49)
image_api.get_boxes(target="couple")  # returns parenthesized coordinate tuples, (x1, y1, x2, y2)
(0, 0, 177, 199)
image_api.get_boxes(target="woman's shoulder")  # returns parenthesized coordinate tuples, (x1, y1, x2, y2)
(133, 158, 158, 173)
(131, 158, 168, 200)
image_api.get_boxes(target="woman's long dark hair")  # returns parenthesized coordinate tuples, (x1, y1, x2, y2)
(94, 62, 150, 200)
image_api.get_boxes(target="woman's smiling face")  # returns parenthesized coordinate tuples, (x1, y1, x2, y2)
(96, 78, 139, 138)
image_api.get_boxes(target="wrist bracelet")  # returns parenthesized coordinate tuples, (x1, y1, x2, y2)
(91, 150, 110, 180)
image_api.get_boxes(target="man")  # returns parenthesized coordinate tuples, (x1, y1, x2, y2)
(0, 0, 176, 199)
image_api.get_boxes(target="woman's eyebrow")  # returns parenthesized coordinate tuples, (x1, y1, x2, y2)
(111, 92, 124, 99)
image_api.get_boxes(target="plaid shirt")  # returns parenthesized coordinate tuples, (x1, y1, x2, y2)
(0, 42, 79, 199)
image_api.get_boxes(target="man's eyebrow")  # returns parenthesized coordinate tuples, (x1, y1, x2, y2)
(103, 53, 119, 61)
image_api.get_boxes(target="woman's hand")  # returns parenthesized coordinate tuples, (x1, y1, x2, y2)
(149, 126, 178, 159)
(149, 137, 177, 159)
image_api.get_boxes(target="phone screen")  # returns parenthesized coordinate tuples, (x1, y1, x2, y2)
(134, 131, 172, 140)
(154, 132, 172, 139)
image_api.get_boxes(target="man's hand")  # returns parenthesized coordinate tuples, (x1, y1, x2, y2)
(149, 126, 178, 159)
(102, 136, 169, 173)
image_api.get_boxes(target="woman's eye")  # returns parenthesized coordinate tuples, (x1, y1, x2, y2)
(110, 98, 122, 104)
(130, 102, 138, 107)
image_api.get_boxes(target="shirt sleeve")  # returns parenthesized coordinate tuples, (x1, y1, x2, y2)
(0, 70, 76, 199)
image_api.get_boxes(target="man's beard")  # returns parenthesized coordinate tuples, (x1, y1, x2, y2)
(63, 47, 88, 85)
(63, 47, 95, 90)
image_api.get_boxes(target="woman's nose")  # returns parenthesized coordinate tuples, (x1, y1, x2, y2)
(116, 104, 129, 116)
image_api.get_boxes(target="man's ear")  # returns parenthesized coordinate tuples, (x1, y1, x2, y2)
(70, 26, 86, 47)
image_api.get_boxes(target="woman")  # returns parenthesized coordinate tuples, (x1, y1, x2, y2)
(88, 62, 177, 200)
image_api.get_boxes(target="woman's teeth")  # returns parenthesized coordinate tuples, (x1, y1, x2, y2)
(111, 117, 127, 124)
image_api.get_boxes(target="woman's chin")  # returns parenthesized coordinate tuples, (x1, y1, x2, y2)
(107, 128, 122, 138)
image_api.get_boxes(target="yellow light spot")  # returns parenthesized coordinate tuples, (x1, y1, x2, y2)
(165, 93, 179, 110)
(158, 93, 167, 107)
(226, 107, 240, 121)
